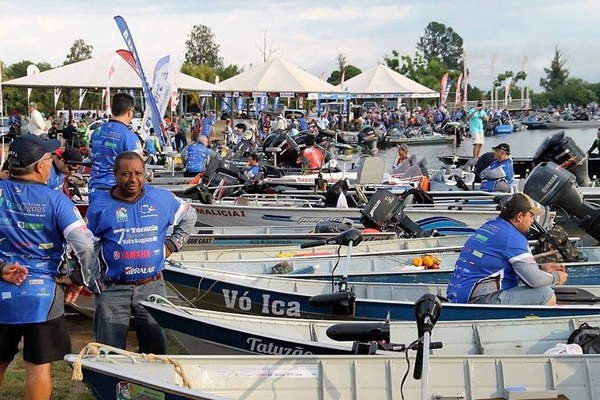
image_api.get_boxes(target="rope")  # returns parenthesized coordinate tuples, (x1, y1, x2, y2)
(71, 342, 192, 389)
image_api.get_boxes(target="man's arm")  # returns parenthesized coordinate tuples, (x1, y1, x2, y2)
(512, 259, 561, 287)
(164, 203, 197, 257)
(480, 165, 507, 180)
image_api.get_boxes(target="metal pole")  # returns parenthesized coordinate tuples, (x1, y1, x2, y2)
(420, 317, 431, 400)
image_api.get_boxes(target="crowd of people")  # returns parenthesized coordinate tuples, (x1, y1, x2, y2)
(0, 93, 198, 398)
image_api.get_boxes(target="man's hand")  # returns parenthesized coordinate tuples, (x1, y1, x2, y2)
(1, 262, 28, 285)
(541, 263, 566, 273)
(55, 275, 84, 303)
(555, 270, 569, 285)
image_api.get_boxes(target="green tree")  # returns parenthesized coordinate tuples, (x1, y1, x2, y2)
(539, 45, 569, 91)
(417, 21, 464, 70)
(383, 50, 402, 73)
(546, 78, 596, 106)
(184, 25, 223, 68)
(64, 39, 93, 65)
(327, 65, 361, 86)
(217, 64, 242, 81)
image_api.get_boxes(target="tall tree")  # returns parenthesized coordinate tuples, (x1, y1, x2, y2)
(64, 39, 93, 65)
(255, 29, 278, 63)
(539, 45, 569, 91)
(185, 25, 223, 68)
(416, 21, 464, 70)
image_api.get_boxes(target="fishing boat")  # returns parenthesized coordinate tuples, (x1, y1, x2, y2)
(385, 133, 455, 146)
(181, 226, 396, 250)
(141, 297, 600, 356)
(162, 266, 600, 321)
(166, 245, 598, 285)
(543, 120, 600, 129)
(65, 348, 600, 400)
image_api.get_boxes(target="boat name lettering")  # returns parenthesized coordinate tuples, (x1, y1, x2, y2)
(196, 209, 246, 217)
(541, 175, 558, 194)
(262, 294, 300, 317)
(222, 289, 301, 317)
(186, 237, 213, 245)
(247, 337, 313, 355)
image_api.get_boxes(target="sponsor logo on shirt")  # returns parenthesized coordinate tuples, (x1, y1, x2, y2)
(116, 207, 128, 222)
(140, 204, 156, 214)
(113, 250, 152, 260)
(124, 266, 156, 275)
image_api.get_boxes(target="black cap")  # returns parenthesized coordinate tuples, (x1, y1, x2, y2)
(7, 134, 61, 168)
(476, 100, 483, 107)
(501, 193, 544, 216)
(55, 147, 83, 164)
(492, 143, 511, 153)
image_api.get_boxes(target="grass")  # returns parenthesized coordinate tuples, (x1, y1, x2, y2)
(0, 314, 186, 400)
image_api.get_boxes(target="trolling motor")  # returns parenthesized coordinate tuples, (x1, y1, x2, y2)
(532, 130, 592, 187)
(524, 161, 600, 240)
(305, 229, 362, 316)
(326, 320, 390, 355)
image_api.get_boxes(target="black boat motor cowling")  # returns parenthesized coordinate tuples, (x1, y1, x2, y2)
(532, 130, 592, 187)
(524, 161, 600, 240)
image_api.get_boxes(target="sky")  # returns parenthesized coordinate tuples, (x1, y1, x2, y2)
(1, 0, 599, 92)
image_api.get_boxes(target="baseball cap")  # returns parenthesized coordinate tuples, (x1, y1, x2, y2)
(242, 130, 253, 140)
(476, 100, 483, 107)
(502, 193, 544, 216)
(55, 147, 83, 165)
(492, 143, 511, 153)
(7, 134, 61, 167)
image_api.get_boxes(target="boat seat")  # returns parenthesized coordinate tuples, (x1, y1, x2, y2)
(356, 156, 385, 184)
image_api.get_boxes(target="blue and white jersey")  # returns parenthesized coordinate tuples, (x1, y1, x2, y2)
(185, 143, 211, 173)
(0, 179, 87, 323)
(86, 186, 187, 283)
(446, 217, 530, 303)
(89, 119, 142, 190)
(46, 164, 64, 191)
(480, 159, 514, 192)
(201, 116, 213, 136)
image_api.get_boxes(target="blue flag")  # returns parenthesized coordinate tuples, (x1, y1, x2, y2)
(114, 15, 163, 141)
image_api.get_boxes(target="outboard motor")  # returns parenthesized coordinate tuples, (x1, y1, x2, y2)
(359, 190, 435, 238)
(532, 131, 592, 187)
(524, 161, 600, 240)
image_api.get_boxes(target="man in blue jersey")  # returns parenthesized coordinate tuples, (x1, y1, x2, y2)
(0, 134, 95, 399)
(47, 146, 84, 192)
(181, 135, 214, 178)
(479, 143, 514, 192)
(87, 152, 197, 354)
(446, 193, 568, 305)
(88, 93, 143, 203)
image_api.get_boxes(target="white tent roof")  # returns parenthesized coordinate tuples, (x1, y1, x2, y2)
(342, 64, 438, 98)
(219, 57, 342, 94)
(2, 53, 222, 92)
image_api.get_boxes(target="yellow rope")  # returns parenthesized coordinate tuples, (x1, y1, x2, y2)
(71, 342, 193, 389)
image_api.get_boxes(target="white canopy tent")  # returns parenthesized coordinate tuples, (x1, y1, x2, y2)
(2, 53, 222, 92)
(341, 64, 438, 99)
(219, 57, 344, 95)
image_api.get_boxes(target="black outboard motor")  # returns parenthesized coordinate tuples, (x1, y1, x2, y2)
(532, 130, 592, 187)
(524, 161, 600, 240)
(359, 190, 435, 238)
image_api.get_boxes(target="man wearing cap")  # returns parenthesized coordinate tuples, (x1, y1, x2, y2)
(47, 147, 84, 193)
(479, 143, 514, 192)
(88, 93, 143, 203)
(86, 151, 197, 354)
(467, 100, 489, 161)
(0, 134, 95, 398)
(27, 102, 47, 138)
(446, 193, 568, 305)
